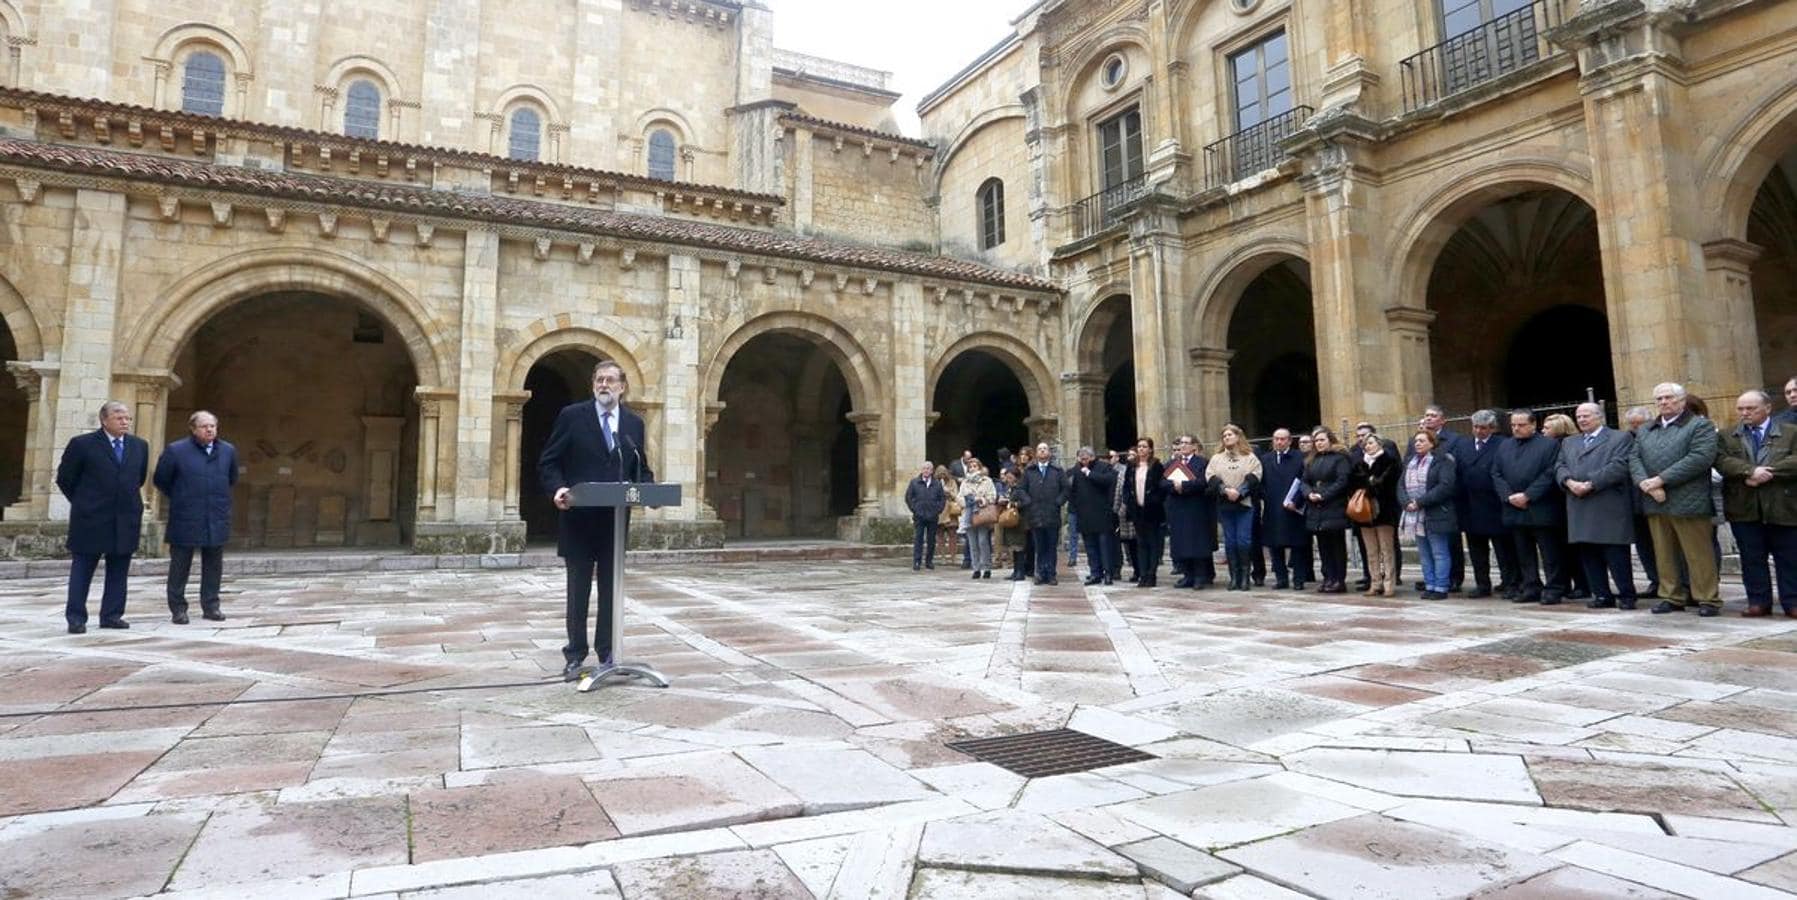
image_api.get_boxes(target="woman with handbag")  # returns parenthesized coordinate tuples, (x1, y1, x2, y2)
(1351, 433, 1402, 596)
(1399, 430, 1460, 600)
(963, 459, 999, 579)
(1303, 428, 1354, 593)
(1206, 424, 1263, 591)
(936, 464, 961, 561)
(997, 468, 1028, 579)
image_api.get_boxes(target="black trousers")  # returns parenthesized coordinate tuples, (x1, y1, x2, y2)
(912, 521, 939, 566)
(167, 544, 224, 614)
(1081, 532, 1114, 580)
(1268, 544, 1313, 586)
(1465, 532, 1521, 592)
(1135, 522, 1164, 582)
(68, 552, 131, 626)
(1315, 530, 1348, 584)
(1578, 542, 1637, 602)
(1013, 532, 1035, 575)
(1732, 521, 1797, 611)
(1031, 526, 1059, 582)
(1248, 513, 1266, 580)
(563, 514, 620, 665)
(1634, 514, 1660, 591)
(1511, 525, 1567, 600)
(1108, 532, 1128, 578)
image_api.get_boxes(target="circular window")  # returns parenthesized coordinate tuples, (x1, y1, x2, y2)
(1100, 54, 1127, 90)
(1230, 0, 1261, 13)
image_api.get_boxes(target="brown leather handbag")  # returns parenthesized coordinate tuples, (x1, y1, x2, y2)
(1347, 488, 1377, 525)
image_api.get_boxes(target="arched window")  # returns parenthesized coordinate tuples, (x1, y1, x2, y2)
(508, 107, 542, 162)
(182, 52, 227, 116)
(647, 129, 677, 181)
(978, 178, 1006, 250)
(343, 79, 382, 139)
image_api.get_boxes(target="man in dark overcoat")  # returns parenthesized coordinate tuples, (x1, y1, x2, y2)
(1716, 389, 1797, 618)
(1458, 410, 1518, 598)
(1066, 446, 1117, 585)
(56, 400, 149, 633)
(538, 360, 653, 680)
(1014, 442, 1068, 585)
(1162, 434, 1216, 589)
(1259, 428, 1311, 590)
(1494, 409, 1567, 605)
(153, 410, 238, 623)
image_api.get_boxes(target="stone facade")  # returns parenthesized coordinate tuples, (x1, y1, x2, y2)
(1, 0, 1795, 559)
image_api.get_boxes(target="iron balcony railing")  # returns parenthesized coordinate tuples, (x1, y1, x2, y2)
(1399, 0, 1564, 114)
(1069, 174, 1149, 240)
(1203, 105, 1314, 189)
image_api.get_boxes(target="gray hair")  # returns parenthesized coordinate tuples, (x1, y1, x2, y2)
(1575, 402, 1603, 418)
(1470, 409, 1498, 427)
(1624, 406, 1652, 424)
(1076, 445, 1096, 459)
(1652, 382, 1686, 400)
(1423, 404, 1446, 418)
(1741, 389, 1773, 408)
(188, 409, 218, 428)
(98, 400, 128, 420)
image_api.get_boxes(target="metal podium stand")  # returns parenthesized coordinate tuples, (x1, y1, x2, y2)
(567, 481, 681, 692)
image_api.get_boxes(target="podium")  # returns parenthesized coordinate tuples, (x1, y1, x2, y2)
(568, 481, 681, 692)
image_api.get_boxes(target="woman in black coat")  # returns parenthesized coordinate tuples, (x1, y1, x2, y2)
(1350, 433, 1402, 596)
(1122, 437, 1167, 587)
(1302, 428, 1354, 593)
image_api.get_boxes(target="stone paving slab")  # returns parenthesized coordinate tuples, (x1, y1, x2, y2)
(0, 560, 1793, 899)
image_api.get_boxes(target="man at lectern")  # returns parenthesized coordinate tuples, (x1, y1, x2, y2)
(538, 359, 654, 681)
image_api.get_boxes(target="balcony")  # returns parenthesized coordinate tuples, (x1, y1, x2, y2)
(1399, 0, 1564, 114)
(1202, 105, 1314, 190)
(1068, 174, 1149, 241)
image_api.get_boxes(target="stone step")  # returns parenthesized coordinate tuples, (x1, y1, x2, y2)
(0, 542, 912, 580)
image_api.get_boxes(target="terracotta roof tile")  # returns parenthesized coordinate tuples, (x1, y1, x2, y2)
(0, 138, 1056, 292)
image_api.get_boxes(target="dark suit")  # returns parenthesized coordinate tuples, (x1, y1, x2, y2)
(1494, 433, 1567, 602)
(56, 429, 149, 627)
(1016, 462, 1067, 583)
(1259, 449, 1312, 587)
(537, 401, 653, 666)
(1458, 434, 1520, 594)
(1067, 460, 1117, 580)
(1123, 460, 1167, 584)
(904, 476, 946, 567)
(153, 436, 239, 616)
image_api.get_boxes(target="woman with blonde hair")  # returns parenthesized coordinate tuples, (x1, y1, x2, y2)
(1543, 413, 1577, 440)
(1206, 424, 1263, 591)
(1301, 427, 1354, 593)
(960, 459, 998, 580)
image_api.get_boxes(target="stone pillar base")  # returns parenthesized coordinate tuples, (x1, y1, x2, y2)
(628, 519, 726, 551)
(0, 520, 70, 559)
(411, 520, 528, 555)
(837, 514, 912, 545)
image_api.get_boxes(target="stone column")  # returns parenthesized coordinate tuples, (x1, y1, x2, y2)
(1188, 347, 1234, 439)
(412, 387, 455, 523)
(4, 361, 56, 520)
(49, 189, 128, 521)
(1384, 307, 1437, 420)
(890, 281, 928, 516)
(1700, 239, 1764, 390)
(491, 391, 530, 520)
(661, 254, 713, 532)
(114, 370, 180, 522)
(699, 401, 726, 521)
(1317, 0, 1378, 113)
(1126, 196, 1189, 443)
(791, 126, 815, 234)
(453, 229, 499, 524)
(846, 411, 882, 514)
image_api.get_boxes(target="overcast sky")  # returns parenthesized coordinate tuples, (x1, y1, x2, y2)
(768, 0, 1024, 134)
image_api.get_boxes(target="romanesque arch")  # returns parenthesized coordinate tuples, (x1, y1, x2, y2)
(1189, 237, 1317, 438)
(500, 316, 647, 394)
(703, 310, 879, 413)
(1704, 82, 1797, 388)
(1073, 290, 1136, 452)
(926, 332, 1056, 420)
(0, 268, 42, 363)
(926, 332, 1057, 468)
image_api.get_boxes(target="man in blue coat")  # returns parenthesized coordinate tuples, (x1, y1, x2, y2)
(1458, 410, 1519, 598)
(1493, 409, 1568, 605)
(154, 410, 238, 624)
(56, 401, 149, 633)
(1259, 429, 1311, 590)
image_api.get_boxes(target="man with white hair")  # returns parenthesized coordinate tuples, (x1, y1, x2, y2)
(1717, 389, 1797, 618)
(55, 400, 150, 633)
(1630, 382, 1722, 616)
(1557, 402, 1639, 610)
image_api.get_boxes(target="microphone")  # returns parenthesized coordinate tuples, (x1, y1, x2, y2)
(619, 432, 644, 484)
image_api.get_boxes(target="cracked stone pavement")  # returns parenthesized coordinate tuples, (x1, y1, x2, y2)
(1, 558, 1795, 899)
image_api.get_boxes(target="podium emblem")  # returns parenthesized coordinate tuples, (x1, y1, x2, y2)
(625, 485, 641, 504)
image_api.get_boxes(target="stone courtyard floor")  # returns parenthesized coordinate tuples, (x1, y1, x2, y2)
(1, 557, 1795, 899)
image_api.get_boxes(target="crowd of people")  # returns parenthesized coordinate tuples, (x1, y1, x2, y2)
(906, 377, 1797, 621)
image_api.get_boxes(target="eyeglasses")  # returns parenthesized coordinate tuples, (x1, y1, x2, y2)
(594, 376, 625, 386)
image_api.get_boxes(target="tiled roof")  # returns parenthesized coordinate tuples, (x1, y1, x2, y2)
(779, 112, 935, 151)
(0, 138, 1057, 292)
(0, 87, 785, 205)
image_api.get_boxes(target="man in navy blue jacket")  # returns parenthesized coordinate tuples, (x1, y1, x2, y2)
(538, 360, 653, 681)
(1493, 409, 1568, 604)
(154, 410, 238, 624)
(56, 401, 149, 633)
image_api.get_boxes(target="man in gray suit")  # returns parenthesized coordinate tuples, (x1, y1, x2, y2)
(1558, 402, 1639, 610)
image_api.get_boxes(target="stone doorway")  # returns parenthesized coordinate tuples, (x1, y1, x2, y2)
(0, 319, 23, 515)
(1078, 294, 1136, 451)
(1749, 146, 1797, 388)
(707, 333, 858, 539)
(520, 348, 602, 542)
(166, 292, 420, 549)
(1424, 189, 1609, 412)
(929, 349, 1029, 472)
(1227, 258, 1319, 438)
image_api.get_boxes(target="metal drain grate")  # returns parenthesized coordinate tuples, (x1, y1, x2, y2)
(946, 728, 1155, 778)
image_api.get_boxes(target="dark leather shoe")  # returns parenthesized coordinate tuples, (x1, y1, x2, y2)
(1292, 581, 1307, 591)
(1102, 577, 1113, 585)
(1354, 580, 1372, 591)
(67, 622, 86, 634)
(562, 660, 584, 682)
(201, 608, 226, 622)
(1619, 600, 1638, 610)
(1697, 606, 1720, 618)
(1083, 576, 1104, 586)
(1641, 588, 1660, 600)
(1174, 576, 1196, 589)
(98, 618, 129, 629)
(1743, 606, 1773, 618)
(1274, 580, 1290, 590)
(1512, 594, 1538, 604)
(1566, 590, 1591, 600)
(1650, 601, 1683, 614)
(1786, 608, 1797, 618)
(1469, 589, 1493, 599)
(1540, 597, 1563, 606)
(171, 611, 190, 624)
(1587, 598, 1616, 609)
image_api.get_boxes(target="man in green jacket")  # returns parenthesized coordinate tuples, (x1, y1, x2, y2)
(1630, 383, 1721, 616)
(1716, 389, 1797, 618)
